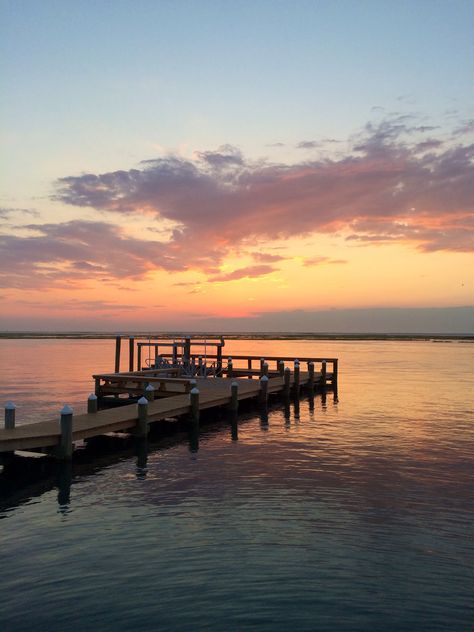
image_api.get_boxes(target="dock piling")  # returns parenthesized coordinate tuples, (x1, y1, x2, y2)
(228, 357, 233, 378)
(4, 402, 16, 429)
(87, 393, 98, 414)
(308, 361, 315, 391)
(145, 384, 155, 402)
(230, 381, 239, 412)
(190, 387, 200, 424)
(320, 360, 327, 390)
(278, 361, 285, 376)
(284, 367, 291, 397)
(136, 396, 149, 437)
(262, 362, 269, 377)
(260, 375, 269, 405)
(58, 405, 73, 460)
(294, 360, 300, 396)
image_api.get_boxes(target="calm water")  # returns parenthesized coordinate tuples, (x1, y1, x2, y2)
(0, 338, 473, 631)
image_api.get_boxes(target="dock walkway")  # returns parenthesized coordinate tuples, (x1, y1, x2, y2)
(1, 337, 338, 460)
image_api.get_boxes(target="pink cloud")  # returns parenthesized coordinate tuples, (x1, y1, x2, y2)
(54, 116, 474, 257)
(2, 116, 473, 290)
(208, 264, 276, 282)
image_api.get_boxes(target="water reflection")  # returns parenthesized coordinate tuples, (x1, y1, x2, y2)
(188, 422, 199, 453)
(135, 438, 148, 479)
(230, 412, 238, 441)
(56, 461, 72, 513)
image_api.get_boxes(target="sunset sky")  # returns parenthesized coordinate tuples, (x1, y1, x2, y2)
(1, 0, 473, 333)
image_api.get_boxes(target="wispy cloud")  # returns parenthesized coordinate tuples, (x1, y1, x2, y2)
(208, 264, 276, 282)
(303, 256, 348, 266)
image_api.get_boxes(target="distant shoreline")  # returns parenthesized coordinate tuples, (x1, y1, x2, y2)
(0, 332, 473, 342)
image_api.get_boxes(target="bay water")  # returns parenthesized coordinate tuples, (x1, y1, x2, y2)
(0, 338, 473, 631)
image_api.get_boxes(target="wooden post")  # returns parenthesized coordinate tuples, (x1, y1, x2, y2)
(284, 367, 291, 397)
(87, 393, 98, 414)
(198, 355, 203, 376)
(307, 361, 314, 390)
(230, 381, 239, 412)
(227, 357, 233, 378)
(114, 335, 122, 373)
(247, 358, 252, 378)
(172, 343, 178, 365)
(332, 359, 338, 390)
(137, 344, 142, 371)
(262, 361, 269, 377)
(259, 375, 269, 404)
(58, 405, 73, 460)
(216, 346, 223, 375)
(293, 360, 300, 396)
(190, 387, 200, 424)
(260, 358, 265, 376)
(129, 337, 135, 372)
(5, 402, 15, 429)
(184, 337, 191, 363)
(278, 361, 285, 376)
(136, 396, 149, 437)
(320, 360, 327, 389)
(145, 383, 155, 402)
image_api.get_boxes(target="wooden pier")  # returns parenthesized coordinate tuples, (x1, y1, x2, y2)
(0, 336, 338, 461)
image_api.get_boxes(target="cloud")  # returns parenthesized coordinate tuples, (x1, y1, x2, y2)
(296, 140, 320, 149)
(2, 115, 473, 290)
(303, 256, 348, 266)
(251, 252, 287, 263)
(0, 219, 205, 289)
(208, 264, 276, 282)
(53, 115, 474, 259)
(0, 207, 40, 220)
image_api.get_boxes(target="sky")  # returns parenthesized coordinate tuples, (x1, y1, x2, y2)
(1, 0, 473, 333)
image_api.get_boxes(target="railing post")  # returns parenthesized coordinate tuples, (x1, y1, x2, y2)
(262, 361, 269, 377)
(4, 402, 16, 429)
(114, 335, 121, 373)
(278, 361, 285, 376)
(216, 346, 223, 376)
(137, 344, 142, 371)
(87, 393, 98, 414)
(332, 359, 338, 391)
(247, 358, 252, 378)
(227, 357, 233, 378)
(184, 337, 191, 363)
(58, 405, 73, 460)
(136, 396, 149, 437)
(129, 336, 135, 372)
(260, 358, 265, 376)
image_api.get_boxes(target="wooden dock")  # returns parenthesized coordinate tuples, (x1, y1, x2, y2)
(0, 337, 338, 461)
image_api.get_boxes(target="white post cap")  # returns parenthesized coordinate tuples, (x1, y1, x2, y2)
(145, 384, 155, 391)
(5, 401, 16, 410)
(190, 387, 200, 395)
(61, 405, 73, 415)
(88, 393, 98, 400)
(138, 396, 148, 405)
(260, 375, 269, 382)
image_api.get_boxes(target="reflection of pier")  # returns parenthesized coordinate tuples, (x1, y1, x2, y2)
(0, 336, 338, 462)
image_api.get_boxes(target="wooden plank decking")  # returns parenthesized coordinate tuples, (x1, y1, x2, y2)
(0, 371, 333, 455)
